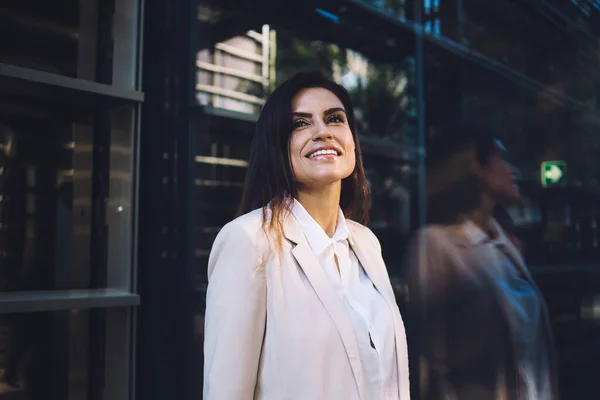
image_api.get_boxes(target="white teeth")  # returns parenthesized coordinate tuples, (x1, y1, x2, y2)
(308, 149, 338, 158)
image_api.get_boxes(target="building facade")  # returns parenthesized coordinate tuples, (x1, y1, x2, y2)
(2, 0, 600, 399)
(0, 0, 142, 399)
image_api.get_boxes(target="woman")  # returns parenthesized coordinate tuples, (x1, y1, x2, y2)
(407, 127, 557, 399)
(203, 72, 410, 400)
(494, 205, 523, 255)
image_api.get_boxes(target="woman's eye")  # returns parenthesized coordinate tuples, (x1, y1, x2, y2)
(327, 115, 345, 124)
(293, 119, 308, 128)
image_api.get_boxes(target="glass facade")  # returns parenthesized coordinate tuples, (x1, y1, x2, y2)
(0, 0, 141, 399)
(4, 0, 600, 399)
(172, 1, 600, 399)
(0, 0, 140, 88)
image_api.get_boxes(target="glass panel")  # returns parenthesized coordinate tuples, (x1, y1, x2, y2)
(0, 95, 117, 292)
(192, 6, 418, 287)
(275, 29, 416, 146)
(458, 0, 600, 85)
(422, 1, 600, 397)
(106, 106, 136, 290)
(0, 310, 94, 400)
(196, 26, 270, 115)
(350, 0, 409, 21)
(0, 307, 131, 400)
(364, 155, 415, 270)
(0, 0, 139, 88)
(192, 115, 253, 288)
(423, 30, 600, 269)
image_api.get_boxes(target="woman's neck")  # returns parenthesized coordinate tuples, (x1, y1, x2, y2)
(462, 195, 496, 238)
(297, 183, 341, 237)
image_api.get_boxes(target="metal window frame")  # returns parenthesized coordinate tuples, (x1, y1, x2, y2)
(197, 25, 271, 112)
(0, 1, 145, 400)
(348, 0, 585, 109)
(0, 63, 144, 104)
(196, 61, 267, 85)
(0, 289, 139, 314)
(195, 83, 265, 105)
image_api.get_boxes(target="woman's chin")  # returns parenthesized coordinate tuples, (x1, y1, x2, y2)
(299, 177, 345, 189)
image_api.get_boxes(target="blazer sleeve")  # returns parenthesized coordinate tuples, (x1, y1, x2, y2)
(203, 220, 267, 400)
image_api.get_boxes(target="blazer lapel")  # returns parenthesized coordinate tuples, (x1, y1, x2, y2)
(348, 233, 395, 304)
(500, 240, 534, 282)
(348, 226, 411, 400)
(284, 214, 366, 400)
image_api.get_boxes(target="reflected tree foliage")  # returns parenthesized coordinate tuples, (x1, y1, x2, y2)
(274, 29, 412, 145)
(275, 30, 347, 85)
(349, 65, 410, 142)
(273, 28, 415, 277)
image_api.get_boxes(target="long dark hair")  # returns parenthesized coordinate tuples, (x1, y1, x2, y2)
(238, 72, 369, 237)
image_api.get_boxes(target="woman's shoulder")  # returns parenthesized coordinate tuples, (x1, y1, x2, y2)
(227, 208, 265, 227)
(415, 223, 463, 241)
(218, 208, 266, 240)
(345, 219, 379, 244)
(408, 224, 462, 257)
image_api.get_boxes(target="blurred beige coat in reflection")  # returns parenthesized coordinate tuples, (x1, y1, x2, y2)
(406, 221, 557, 400)
(203, 208, 410, 400)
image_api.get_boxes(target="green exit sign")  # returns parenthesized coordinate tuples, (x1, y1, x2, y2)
(541, 161, 567, 187)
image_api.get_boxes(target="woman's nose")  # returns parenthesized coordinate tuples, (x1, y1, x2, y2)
(313, 120, 333, 140)
(509, 162, 521, 179)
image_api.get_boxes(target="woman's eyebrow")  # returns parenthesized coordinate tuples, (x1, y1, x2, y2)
(323, 107, 346, 116)
(292, 111, 312, 118)
(292, 107, 346, 118)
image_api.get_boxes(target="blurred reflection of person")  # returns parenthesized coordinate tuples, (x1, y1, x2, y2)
(203, 73, 410, 400)
(494, 205, 523, 256)
(406, 127, 557, 400)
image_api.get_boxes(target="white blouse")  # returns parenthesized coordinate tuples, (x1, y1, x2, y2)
(291, 200, 400, 400)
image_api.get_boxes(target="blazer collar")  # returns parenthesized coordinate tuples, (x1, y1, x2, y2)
(451, 219, 533, 284)
(346, 222, 395, 302)
(284, 211, 407, 399)
(283, 213, 366, 399)
(289, 199, 349, 255)
(345, 221, 409, 398)
(283, 209, 393, 302)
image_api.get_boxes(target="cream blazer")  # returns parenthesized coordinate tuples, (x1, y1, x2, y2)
(406, 221, 557, 400)
(203, 208, 410, 400)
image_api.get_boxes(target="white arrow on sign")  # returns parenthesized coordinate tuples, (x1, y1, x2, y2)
(544, 165, 563, 183)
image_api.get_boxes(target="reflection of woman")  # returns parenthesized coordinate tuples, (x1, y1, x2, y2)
(204, 73, 410, 399)
(494, 205, 523, 255)
(407, 128, 557, 399)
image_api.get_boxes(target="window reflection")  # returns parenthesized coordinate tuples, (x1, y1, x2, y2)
(421, 3, 600, 396)
(0, 0, 138, 87)
(0, 310, 95, 400)
(275, 28, 416, 146)
(196, 26, 271, 115)
(192, 9, 419, 286)
(364, 154, 414, 288)
(192, 118, 253, 288)
(0, 97, 101, 292)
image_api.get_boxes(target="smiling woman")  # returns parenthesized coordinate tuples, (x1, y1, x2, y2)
(289, 88, 357, 227)
(203, 72, 410, 400)
(238, 72, 369, 237)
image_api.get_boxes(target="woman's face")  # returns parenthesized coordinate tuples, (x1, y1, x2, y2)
(479, 149, 521, 204)
(289, 87, 356, 189)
